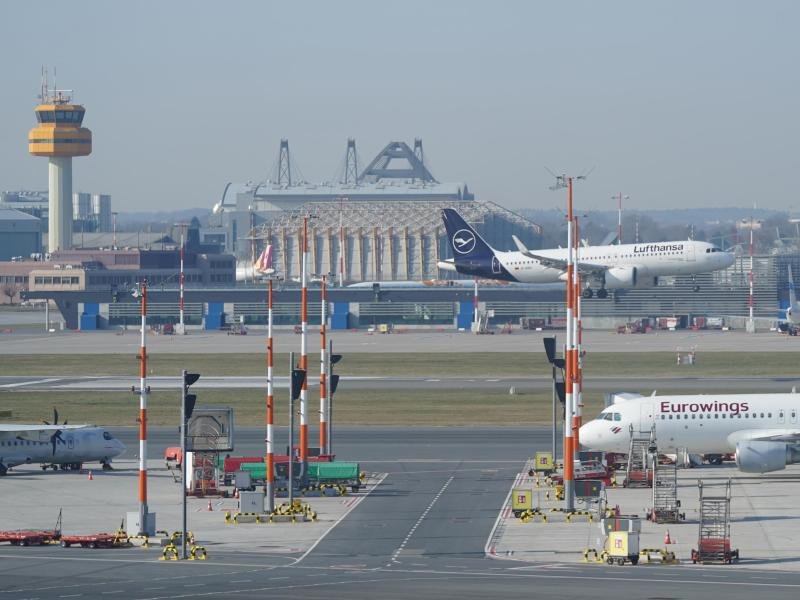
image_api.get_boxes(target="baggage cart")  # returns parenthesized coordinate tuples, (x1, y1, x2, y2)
(606, 530, 640, 565)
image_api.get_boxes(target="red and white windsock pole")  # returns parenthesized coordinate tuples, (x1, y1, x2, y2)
(564, 178, 575, 512)
(319, 275, 327, 454)
(300, 217, 309, 464)
(138, 280, 150, 534)
(265, 278, 275, 513)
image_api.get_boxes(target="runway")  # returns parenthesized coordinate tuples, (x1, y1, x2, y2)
(0, 427, 798, 599)
(2, 328, 800, 354)
(3, 374, 799, 393)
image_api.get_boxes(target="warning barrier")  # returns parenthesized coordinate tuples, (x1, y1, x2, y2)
(565, 511, 594, 524)
(129, 535, 150, 548)
(639, 548, 678, 564)
(159, 543, 179, 561)
(582, 548, 607, 563)
(518, 509, 547, 523)
(189, 545, 208, 560)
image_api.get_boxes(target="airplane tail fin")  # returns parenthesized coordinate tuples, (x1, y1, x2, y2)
(440, 208, 495, 262)
(255, 245, 274, 273)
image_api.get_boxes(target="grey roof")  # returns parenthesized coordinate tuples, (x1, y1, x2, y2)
(0, 208, 40, 221)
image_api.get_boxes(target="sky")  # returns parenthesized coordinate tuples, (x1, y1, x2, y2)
(1, 1, 799, 214)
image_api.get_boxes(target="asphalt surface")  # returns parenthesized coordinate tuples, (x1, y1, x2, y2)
(3, 328, 800, 354)
(1, 427, 799, 599)
(3, 374, 800, 394)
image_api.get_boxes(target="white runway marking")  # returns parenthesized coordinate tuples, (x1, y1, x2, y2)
(391, 475, 454, 564)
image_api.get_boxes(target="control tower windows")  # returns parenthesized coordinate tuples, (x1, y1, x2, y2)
(35, 110, 85, 124)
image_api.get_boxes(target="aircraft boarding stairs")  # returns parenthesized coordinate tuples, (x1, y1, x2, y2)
(623, 425, 655, 488)
(692, 479, 739, 564)
(648, 447, 684, 523)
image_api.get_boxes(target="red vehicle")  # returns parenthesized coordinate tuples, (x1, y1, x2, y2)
(60, 533, 126, 549)
(0, 530, 60, 546)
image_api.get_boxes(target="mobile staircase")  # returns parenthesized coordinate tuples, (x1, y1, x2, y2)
(648, 452, 684, 523)
(623, 425, 654, 488)
(691, 479, 739, 564)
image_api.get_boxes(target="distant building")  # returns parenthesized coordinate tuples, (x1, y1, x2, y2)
(0, 208, 41, 261)
(208, 139, 542, 279)
(2, 189, 113, 243)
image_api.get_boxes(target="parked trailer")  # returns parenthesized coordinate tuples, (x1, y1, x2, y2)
(237, 460, 362, 491)
(60, 533, 127, 549)
(0, 530, 60, 546)
(307, 462, 362, 492)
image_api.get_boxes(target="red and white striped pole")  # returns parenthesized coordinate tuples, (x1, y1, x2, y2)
(573, 217, 582, 448)
(300, 217, 309, 464)
(179, 228, 185, 332)
(473, 278, 479, 325)
(265, 278, 275, 513)
(564, 178, 575, 512)
(319, 275, 327, 454)
(617, 193, 623, 245)
(748, 222, 755, 331)
(138, 280, 149, 534)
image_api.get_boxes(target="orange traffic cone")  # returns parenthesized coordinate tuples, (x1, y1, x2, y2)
(87, 470, 94, 481)
(664, 529, 673, 545)
(206, 499, 213, 511)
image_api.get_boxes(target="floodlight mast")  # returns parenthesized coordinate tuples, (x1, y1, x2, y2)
(300, 217, 309, 467)
(266, 278, 275, 513)
(547, 168, 591, 513)
(138, 281, 149, 535)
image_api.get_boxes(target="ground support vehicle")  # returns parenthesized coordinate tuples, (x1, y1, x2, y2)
(623, 431, 654, 488)
(648, 460, 684, 523)
(0, 530, 60, 546)
(605, 530, 640, 565)
(60, 532, 128, 549)
(691, 479, 739, 564)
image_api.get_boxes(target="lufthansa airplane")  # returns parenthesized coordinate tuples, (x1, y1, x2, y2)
(579, 393, 800, 473)
(0, 422, 125, 475)
(437, 208, 735, 297)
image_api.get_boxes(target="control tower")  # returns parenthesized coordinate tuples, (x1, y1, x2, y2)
(28, 73, 92, 251)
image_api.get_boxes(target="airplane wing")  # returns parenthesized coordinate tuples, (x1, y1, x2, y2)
(0, 424, 89, 439)
(511, 235, 609, 277)
(727, 428, 800, 445)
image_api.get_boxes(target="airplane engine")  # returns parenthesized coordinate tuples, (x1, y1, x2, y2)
(735, 440, 800, 473)
(604, 266, 657, 290)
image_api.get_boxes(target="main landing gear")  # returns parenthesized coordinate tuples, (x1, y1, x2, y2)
(581, 288, 608, 299)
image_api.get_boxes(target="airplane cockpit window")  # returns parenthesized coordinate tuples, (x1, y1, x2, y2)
(601, 413, 613, 421)
(103, 431, 113, 441)
(613, 413, 621, 421)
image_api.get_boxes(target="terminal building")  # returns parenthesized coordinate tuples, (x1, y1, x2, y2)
(16, 252, 795, 330)
(207, 139, 543, 282)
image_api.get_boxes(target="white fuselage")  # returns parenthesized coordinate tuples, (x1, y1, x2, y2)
(580, 394, 800, 454)
(0, 426, 125, 470)
(494, 240, 732, 284)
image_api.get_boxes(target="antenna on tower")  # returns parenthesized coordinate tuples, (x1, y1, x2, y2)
(413, 138, 424, 165)
(545, 166, 594, 192)
(277, 139, 292, 186)
(343, 138, 359, 184)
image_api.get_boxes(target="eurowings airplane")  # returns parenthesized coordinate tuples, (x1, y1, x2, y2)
(235, 245, 275, 282)
(579, 393, 800, 473)
(0, 423, 125, 475)
(437, 208, 735, 297)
